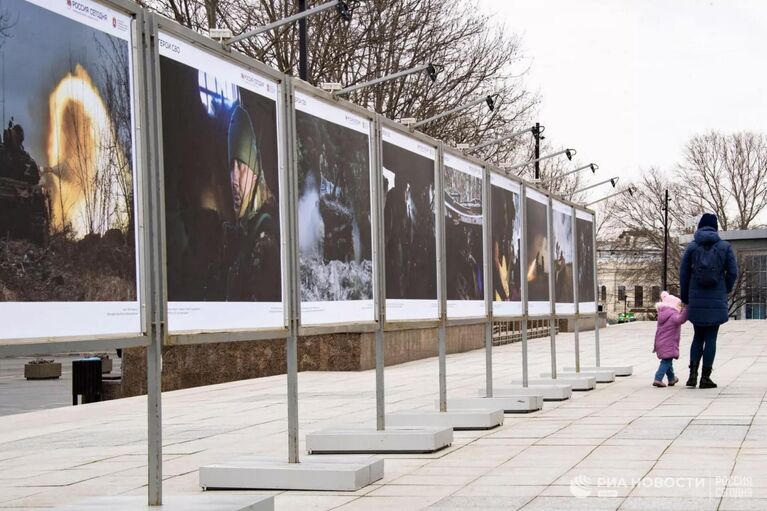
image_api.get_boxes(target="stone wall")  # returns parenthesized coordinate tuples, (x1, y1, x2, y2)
(119, 323, 484, 398)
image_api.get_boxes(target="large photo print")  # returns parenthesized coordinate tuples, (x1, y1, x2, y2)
(295, 95, 373, 324)
(383, 131, 437, 320)
(444, 164, 482, 300)
(576, 213, 596, 305)
(525, 191, 550, 313)
(0, 0, 140, 340)
(161, 56, 281, 303)
(491, 182, 522, 306)
(552, 203, 574, 307)
(0, 0, 136, 303)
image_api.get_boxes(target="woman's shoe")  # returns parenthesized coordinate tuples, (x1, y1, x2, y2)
(653, 380, 667, 387)
(686, 363, 699, 387)
(668, 377, 679, 386)
(699, 367, 717, 389)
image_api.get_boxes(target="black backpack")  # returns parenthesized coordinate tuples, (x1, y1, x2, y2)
(692, 242, 724, 288)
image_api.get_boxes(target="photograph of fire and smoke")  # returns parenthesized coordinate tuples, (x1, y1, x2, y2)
(444, 164, 483, 301)
(491, 183, 522, 303)
(552, 206, 574, 303)
(382, 141, 437, 300)
(161, 56, 281, 303)
(296, 108, 373, 302)
(576, 215, 596, 303)
(525, 195, 550, 302)
(0, 0, 137, 303)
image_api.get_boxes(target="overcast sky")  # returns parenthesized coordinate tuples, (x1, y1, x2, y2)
(478, 0, 767, 199)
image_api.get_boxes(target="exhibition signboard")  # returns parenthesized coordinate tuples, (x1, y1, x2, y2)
(443, 152, 485, 319)
(294, 91, 375, 326)
(381, 127, 439, 321)
(490, 173, 523, 318)
(0, 0, 144, 341)
(157, 30, 286, 333)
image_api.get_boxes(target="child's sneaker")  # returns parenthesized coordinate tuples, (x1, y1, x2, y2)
(653, 380, 666, 387)
(667, 377, 679, 386)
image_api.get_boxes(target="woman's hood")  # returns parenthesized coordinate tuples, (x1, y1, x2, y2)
(694, 226, 721, 246)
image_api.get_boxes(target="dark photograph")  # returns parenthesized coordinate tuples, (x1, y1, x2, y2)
(491, 184, 522, 302)
(296, 110, 372, 302)
(444, 165, 483, 301)
(383, 141, 436, 300)
(161, 56, 281, 302)
(525, 196, 550, 301)
(552, 208, 574, 303)
(576, 216, 595, 302)
(0, 0, 137, 302)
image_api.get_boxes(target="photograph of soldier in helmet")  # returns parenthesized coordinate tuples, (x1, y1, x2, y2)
(160, 56, 281, 303)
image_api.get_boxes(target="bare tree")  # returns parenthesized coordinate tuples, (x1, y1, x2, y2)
(676, 131, 767, 230)
(139, 0, 538, 163)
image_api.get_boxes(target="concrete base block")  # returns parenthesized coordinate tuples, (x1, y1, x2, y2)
(55, 496, 273, 511)
(387, 409, 504, 430)
(564, 365, 633, 376)
(305, 427, 453, 454)
(513, 377, 596, 391)
(487, 384, 572, 401)
(445, 395, 543, 413)
(199, 456, 383, 491)
(542, 369, 615, 383)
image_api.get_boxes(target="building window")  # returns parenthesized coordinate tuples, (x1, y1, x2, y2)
(600, 285, 607, 301)
(651, 286, 661, 303)
(618, 285, 626, 302)
(744, 254, 767, 320)
(635, 286, 644, 307)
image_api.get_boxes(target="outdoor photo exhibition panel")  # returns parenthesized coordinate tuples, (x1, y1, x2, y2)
(294, 90, 376, 326)
(443, 152, 485, 319)
(490, 172, 524, 318)
(575, 208, 597, 313)
(0, 0, 147, 344)
(552, 199, 575, 315)
(156, 28, 287, 334)
(525, 187, 552, 316)
(381, 126, 439, 321)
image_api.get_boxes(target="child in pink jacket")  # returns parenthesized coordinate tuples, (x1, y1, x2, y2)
(653, 291, 688, 387)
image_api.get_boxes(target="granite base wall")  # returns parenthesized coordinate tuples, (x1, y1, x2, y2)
(119, 323, 484, 398)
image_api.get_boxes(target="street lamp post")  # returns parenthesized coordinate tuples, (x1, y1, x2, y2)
(663, 188, 670, 291)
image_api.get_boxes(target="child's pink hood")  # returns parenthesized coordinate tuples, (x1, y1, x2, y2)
(656, 291, 681, 311)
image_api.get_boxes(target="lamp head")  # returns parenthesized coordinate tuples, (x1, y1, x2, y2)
(486, 95, 495, 111)
(627, 186, 635, 197)
(336, 1, 353, 22)
(590, 163, 598, 173)
(610, 177, 619, 188)
(565, 148, 576, 160)
(426, 63, 438, 83)
(532, 124, 546, 137)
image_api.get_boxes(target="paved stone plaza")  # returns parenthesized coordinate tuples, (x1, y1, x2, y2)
(1, 320, 765, 510)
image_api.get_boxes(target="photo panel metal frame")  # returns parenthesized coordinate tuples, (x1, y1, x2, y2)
(289, 80, 379, 335)
(523, 181, 554, 318)
(551, 196, 579, 317)
(488, 167, 527, 321)
(440, 146, 489, 324)
(574, 206, 598, 315)
(0, 0, 151, 357)
(378, 116, 441, 328)
(145, 13, 290, 345)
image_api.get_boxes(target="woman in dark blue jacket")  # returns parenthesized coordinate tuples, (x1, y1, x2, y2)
(679, 213, 738, 389)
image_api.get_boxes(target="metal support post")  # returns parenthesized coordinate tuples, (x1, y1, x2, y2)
(520, 185, 530, 388)
(547, 197, 557, 379)
(373, 118, 386, 430)
(436, 149, 448, 412)
(284, 78, 301, 463)
(482, 167, 493, 397)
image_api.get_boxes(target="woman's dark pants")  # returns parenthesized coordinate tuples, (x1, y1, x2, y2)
(690, 324, 719, 368)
